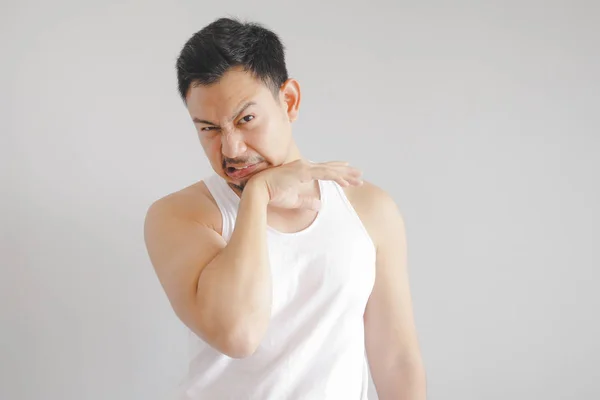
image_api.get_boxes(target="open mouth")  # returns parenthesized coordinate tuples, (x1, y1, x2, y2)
(225, 162, 262, 180)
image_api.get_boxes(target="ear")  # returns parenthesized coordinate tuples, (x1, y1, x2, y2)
(279, 78, 301, 122)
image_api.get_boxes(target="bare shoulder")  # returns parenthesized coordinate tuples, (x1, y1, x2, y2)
(342, 180, 404, 249)
(144, 180, 222, 235)
(343, 179, 401, 220)
(343, 180, 397, 210)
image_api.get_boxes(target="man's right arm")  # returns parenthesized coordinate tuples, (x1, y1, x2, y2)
(143, 180, 272, 358)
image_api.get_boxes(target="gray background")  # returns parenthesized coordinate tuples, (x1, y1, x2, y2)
(2, 0, 599, 399)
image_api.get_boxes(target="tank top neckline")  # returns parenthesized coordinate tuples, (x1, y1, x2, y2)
(213, 174, 327, 237)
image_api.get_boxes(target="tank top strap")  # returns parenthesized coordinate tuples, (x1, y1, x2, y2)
(322, 179, 375, 250)
(203, 174, 239, 242)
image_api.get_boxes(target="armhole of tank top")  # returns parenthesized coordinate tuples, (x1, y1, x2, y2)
(361, 355, 370, 400)
(330, 181, 376, 253)
(203, 175, 231, 242)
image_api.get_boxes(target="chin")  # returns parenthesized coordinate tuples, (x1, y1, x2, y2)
(221, 161, 271, 191)
(221, 173, 246, 191)
(227, 179, 247, 193)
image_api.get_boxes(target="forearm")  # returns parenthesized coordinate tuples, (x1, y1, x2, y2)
(196, 181, 271, 355)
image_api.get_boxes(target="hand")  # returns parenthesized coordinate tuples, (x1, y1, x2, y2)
(248, 159, 363, 210)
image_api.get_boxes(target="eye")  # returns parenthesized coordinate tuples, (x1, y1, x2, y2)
(239, 115, 255, 124)
(201, 126, 217, 132)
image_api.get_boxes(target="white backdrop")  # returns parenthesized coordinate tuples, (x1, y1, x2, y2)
(2, 1, 599, 399)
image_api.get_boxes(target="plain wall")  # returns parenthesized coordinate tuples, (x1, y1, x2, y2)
(2, 1, 599, 399)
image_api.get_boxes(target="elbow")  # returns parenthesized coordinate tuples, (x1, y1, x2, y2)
(221, 339, 259, 359)
(191, 298, 271, 358)
(190, 320, 263, 358)
(197, 314, 268, 359)
(217, 325, 265, 359)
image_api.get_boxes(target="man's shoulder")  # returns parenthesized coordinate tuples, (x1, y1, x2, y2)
(145, 180, 221, 231)
(342, 179, 403, 247)
(342, 179, 399, 216)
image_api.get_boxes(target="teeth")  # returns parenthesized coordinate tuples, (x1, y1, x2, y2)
(233, 164, 253, 170)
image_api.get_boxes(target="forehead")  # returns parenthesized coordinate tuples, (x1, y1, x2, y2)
(186, 68, 270, 116)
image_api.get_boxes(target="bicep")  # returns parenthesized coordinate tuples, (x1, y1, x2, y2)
(364, 199, 420, 367)
(143, 200, 226, 330)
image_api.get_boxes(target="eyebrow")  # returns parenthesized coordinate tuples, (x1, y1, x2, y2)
(192, 101, 257, 126)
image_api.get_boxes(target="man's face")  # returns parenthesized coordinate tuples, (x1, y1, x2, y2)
(185, 66, 299, 192)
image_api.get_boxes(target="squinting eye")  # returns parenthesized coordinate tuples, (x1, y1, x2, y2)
(201, 127, 217, 132)
(239, 115, 255, 124)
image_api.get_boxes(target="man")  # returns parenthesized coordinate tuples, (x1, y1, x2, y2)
(144, 17, 426, 400)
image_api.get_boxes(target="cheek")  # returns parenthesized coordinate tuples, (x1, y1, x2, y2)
(250, 124, 277, 152)
(256, 116, 285, 143)
(253, 121, 290, 163)
(200, 136, 222, 160)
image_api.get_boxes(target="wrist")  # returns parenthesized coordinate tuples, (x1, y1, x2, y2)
(242, 178, 270, 206)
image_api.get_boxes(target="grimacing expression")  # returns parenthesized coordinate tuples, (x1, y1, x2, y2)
(185, 67, 300, 192)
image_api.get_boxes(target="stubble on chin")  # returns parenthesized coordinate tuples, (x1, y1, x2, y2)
(229, 180, 246, 194)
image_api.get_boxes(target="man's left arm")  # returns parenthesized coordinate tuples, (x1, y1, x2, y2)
(363, 190, 427, 400)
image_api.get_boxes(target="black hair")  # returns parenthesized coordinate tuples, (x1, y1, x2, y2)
(176, 17, 289, 102)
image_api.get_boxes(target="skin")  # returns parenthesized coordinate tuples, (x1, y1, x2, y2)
(187, 65, 300, 195)
(144, 66, 426, 399)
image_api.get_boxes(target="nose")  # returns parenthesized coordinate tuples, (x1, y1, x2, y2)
(221, 129, 247, 159)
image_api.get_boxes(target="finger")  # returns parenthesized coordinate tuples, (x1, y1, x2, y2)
(341, 176, 363, 186)
(323, 164, 362, 175)
(343, 167, 362, 178)
(321, 161, 349, 166)
(335, 178, 349, 187)
(309, 161, 350, 170)
(319, 163, 355, 170)
(308, 166, 342, 181)
(317, 166, 363, 180)
(308, 167, 358, 185)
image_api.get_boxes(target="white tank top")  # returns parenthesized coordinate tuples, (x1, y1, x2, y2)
(174, 173, 376, 400)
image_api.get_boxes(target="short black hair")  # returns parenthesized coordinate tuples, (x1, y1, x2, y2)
(176, 17, 289, 102)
